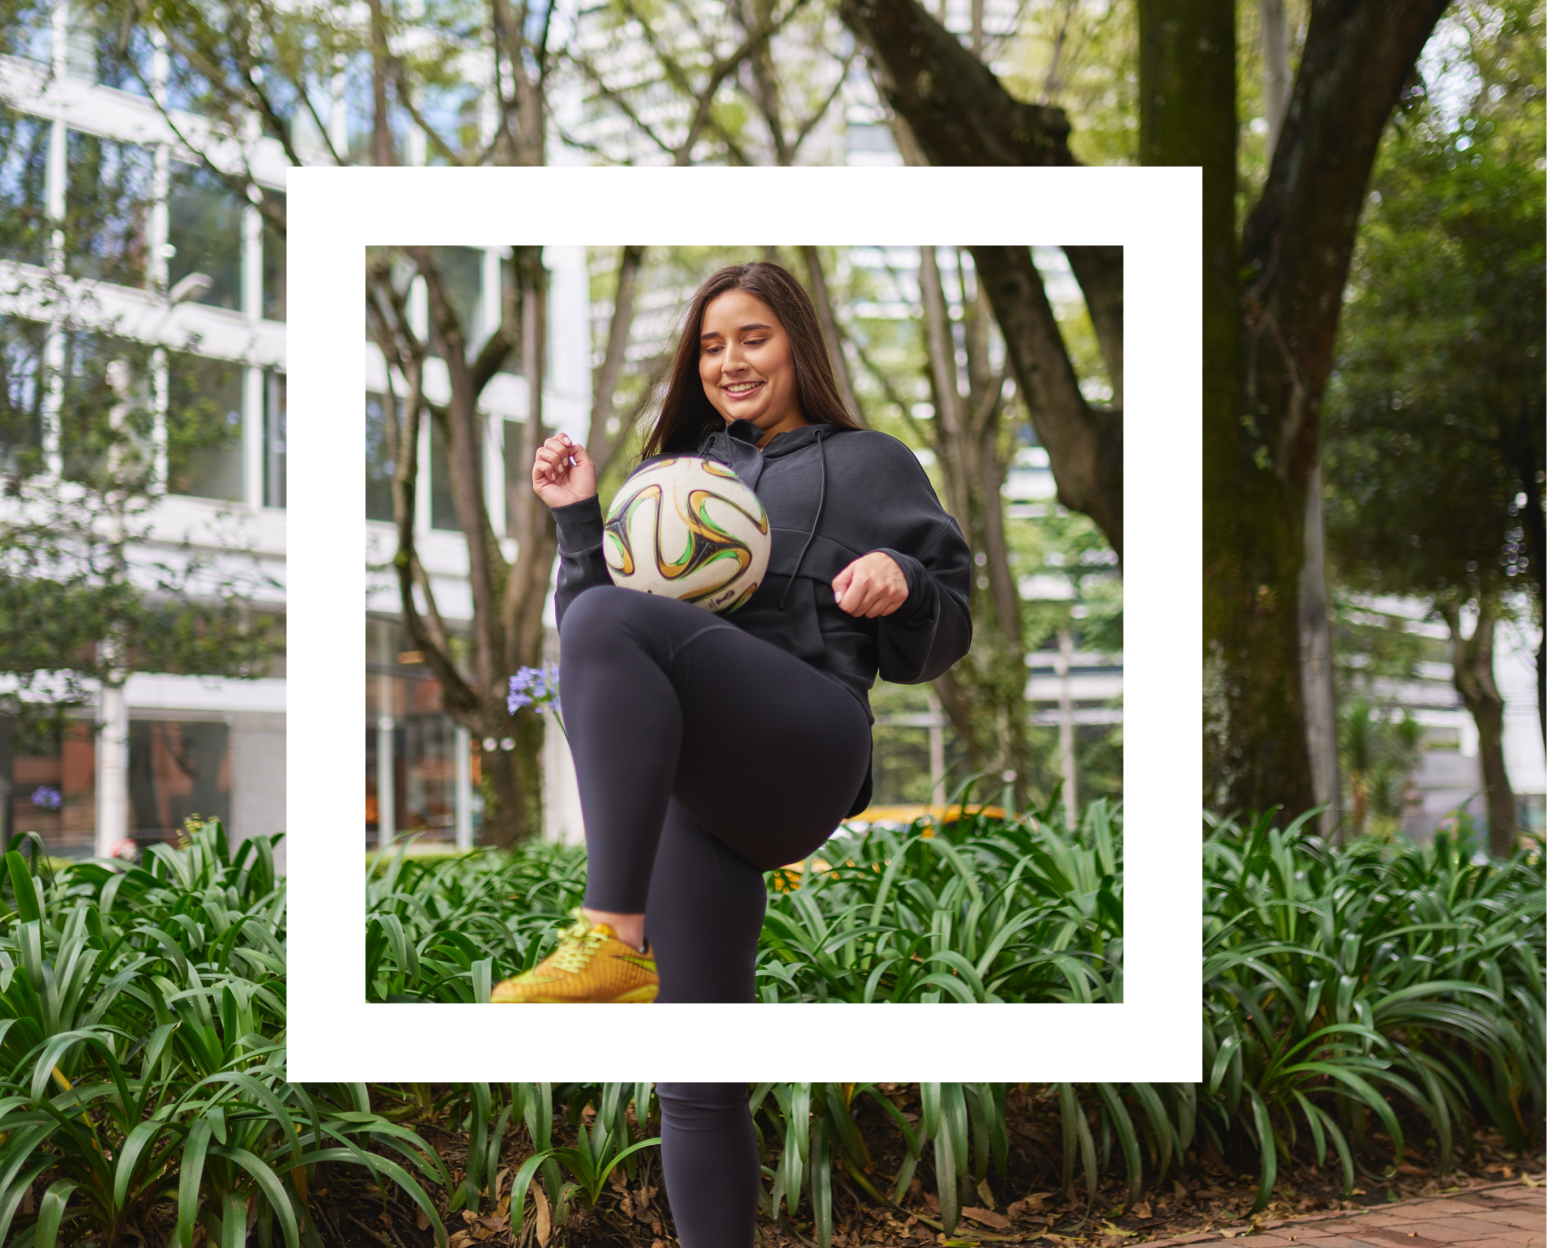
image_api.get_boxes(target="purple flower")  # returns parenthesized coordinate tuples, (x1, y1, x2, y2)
(508, 664, 564, 736)
(31, 785, 61, 811)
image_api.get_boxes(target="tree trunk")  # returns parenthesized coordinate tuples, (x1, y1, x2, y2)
(1061, 246, 1124, 408)
(839, 0, 1075, 167)
(1299, 463, 1341, 837)
(1442, 599, 1518, 858)
(484, 245, 555, 847)
(800, 246, 864, 426)
(970, 245, 1122, 561)
(917, 246, 1029, 804)
(1142, 0, 1448, 818)
(1259, 0, 1291, 154)
(840, 0, 1124, 558)
(366, 0, 395, 167)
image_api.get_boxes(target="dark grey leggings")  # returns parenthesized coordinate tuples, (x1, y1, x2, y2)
(562, 591, 868, 1244)
(656, 1083, 758, 1248)
(559, 585, 871, 1003)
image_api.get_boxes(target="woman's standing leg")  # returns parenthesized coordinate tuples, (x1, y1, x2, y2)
(655, 1083, 759, 1248)
(644, 803, 768, 1002)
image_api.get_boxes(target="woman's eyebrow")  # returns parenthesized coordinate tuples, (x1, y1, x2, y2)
(700, 322, 774, 341)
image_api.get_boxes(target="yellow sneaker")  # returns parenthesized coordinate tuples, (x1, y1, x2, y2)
(490, 911, 659, 1003)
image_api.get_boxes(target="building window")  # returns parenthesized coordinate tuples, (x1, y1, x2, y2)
(4, 7, 51, 62)
(366, 619, 461, 844)
(168, 160, 245, 313)
(261, 189, 285, 322)
(264, 370, 286, 508)
(65, 129, 153, 287)
(64, 8, 154, 98)
(4, 719, 97, 859)
(129, 719, 231, 840)
(366, 391, 396, 523)
(58, 330, 155, 487)
(0, 108, 50, 267)
(167, 351, 244, 501)
(0, 716, 219, 857)
(0, 317, 46, 476)
(165, 46, 214, 114)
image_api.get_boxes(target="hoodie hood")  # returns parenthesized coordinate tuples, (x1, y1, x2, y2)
(699, 420, 850, 608)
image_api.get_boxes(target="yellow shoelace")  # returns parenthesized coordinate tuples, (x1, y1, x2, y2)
(549, 915, 607, 973)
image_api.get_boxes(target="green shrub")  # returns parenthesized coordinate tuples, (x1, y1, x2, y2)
(365, 797, 1123, 1004)
(0, 823, 450, 1248)
(1196, 808, 1544, 1212)
(5, 806, 1536, 1246)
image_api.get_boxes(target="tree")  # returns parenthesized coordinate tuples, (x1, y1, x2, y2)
(364, 244, 650, 846)
(60, 0, 1123, 833)
(70, 0, 804, 844)
(0, 310, 280, 855)
(838, 0, 1126, 563)
(832, 0, 1128, 795)
(1136, 0, 1451, 819)
(914, 246, 1027, 796)
(1323, 18, 1545, 854)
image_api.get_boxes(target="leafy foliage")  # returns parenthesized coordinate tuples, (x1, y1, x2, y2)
(756, 800, 1123, 1003)
(0, 821, 450, 1248)
(0, 809, 1540, 1242)
(365, 800, 1123, 1005)
(1200, 809, 1544, 1214)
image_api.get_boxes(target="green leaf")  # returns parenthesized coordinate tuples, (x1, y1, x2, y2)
(33, 1177, 78, 1248)
(178, 1119, 213, 1248)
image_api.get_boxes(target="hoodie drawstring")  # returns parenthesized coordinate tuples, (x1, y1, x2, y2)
(779, 427, 828, 610)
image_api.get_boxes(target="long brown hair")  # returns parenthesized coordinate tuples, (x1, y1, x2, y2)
(641, 261, 862, 459)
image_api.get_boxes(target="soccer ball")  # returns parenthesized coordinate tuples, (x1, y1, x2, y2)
(603, 456, 770, 612)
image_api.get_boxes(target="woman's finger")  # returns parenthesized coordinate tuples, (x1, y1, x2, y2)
(838, 569, 875, 616)
(831, 565, 854, 603)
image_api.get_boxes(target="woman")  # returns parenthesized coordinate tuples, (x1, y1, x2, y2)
(494, 261, 972, 1243)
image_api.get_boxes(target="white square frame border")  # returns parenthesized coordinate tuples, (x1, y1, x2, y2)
(287, 165, 1202, 1082)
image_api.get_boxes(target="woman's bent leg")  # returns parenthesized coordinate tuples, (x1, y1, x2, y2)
(645, 803, 768, 1003)
(656, 1083, 758, 1248)
(559, 586, 870, 913)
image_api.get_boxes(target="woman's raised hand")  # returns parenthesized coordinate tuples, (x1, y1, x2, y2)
(532, 433, 597, 509)
(832, 552, 909, 618)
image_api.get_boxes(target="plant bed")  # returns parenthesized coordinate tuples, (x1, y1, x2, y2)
(182, 1082, 1542, 1248)
(1, 810, 1538, 1246)
(366, 799, 1125, 1005)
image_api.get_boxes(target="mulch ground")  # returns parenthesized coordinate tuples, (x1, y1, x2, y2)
(291, 1085, 1543, 1248)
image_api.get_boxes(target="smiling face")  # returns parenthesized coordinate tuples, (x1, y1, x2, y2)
(698, 289, 809, 446)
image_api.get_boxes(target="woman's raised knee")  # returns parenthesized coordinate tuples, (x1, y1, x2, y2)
(558, 584, 641, 650)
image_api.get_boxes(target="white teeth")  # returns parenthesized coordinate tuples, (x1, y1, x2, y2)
(726, 382, 761, 394)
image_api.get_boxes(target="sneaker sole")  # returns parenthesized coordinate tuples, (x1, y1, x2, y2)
(489, 984, 659, 1004)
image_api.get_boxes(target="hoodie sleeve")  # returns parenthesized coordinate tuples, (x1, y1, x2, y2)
(551, 495, 613, 627)
(870, 511, 974, 684)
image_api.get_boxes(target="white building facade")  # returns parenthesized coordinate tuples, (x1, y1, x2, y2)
(0, 12, 287, 859)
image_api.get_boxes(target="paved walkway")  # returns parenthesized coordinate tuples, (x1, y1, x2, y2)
(1142, 1182, 1541, 1248)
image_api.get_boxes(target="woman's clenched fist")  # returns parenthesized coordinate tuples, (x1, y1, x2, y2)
(531, 433, 597, 509)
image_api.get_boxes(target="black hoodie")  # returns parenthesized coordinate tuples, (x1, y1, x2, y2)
(551, 417, 974, 814)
